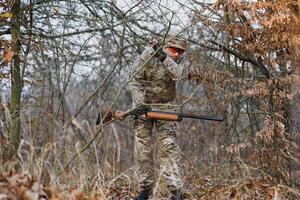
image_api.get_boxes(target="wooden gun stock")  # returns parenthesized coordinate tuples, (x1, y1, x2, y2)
(145, 111, 181, 121)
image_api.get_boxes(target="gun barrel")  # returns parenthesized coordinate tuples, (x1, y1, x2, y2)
(179, 113, 224, 121)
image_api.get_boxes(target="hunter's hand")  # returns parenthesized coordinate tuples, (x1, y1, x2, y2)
(155, 50, 167, 62)
(114, 110, 126, 120)
(149, 38, 160, 50)
(149, 38, 167, 62)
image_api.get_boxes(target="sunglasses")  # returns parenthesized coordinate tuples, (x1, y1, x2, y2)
(167, 47, 185, 54)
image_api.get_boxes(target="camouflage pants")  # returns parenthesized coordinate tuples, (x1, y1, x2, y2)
(133, 118, 182, 191)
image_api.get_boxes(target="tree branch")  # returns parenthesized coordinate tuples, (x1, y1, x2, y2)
(29, 21, 126, 39)
(0, 28, 11, 35)
(209, 40, 270, 78)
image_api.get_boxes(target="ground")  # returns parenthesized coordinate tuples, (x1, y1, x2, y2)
(0, 171, 298, 200)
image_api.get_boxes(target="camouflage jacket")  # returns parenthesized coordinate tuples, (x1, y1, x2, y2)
(130, 46, 186, 107)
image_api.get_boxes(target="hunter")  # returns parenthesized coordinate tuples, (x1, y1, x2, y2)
(130, 35, 187, 200)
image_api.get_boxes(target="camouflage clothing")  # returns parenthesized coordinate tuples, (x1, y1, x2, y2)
(133, 118, 182, 191)
(130, 47, 186, 107)
(130, 44, 186, 191)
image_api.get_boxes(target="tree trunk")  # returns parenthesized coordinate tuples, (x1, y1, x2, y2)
(290, 0, 300, 186)
(8, 0, 22, 157)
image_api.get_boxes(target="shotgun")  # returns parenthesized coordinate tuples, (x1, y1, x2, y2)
(96, 105, 224, 125)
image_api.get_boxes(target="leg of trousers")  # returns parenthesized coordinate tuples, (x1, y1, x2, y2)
(133, 119, 155, 189)
(156, 120, 183, 191)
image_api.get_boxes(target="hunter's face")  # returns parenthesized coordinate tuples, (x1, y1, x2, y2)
(165, 47, 185, 60)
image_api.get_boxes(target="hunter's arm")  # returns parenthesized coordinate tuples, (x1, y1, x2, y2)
(130, 47, 153, 107)
(162, 54, 187, 80)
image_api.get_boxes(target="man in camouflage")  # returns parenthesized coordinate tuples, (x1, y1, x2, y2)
(130, 36, 187, 200)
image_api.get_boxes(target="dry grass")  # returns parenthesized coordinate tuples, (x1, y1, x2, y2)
(0, 112, 300, 199)
(1, 169, 299, 200)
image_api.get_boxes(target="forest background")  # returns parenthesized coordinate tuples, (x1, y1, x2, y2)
(0, 0, 300, 199)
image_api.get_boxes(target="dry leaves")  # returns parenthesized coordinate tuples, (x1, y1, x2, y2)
(190, 175, 292, 200)
(0, 172, 47, 200)
(0, 12, 12, 18)
(1, 48, 14, 67)
(2, 48, 14, 62)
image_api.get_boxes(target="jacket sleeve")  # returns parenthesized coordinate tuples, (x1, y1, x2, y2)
(130, 47, 154, 107)
(162, 54, 187, 80)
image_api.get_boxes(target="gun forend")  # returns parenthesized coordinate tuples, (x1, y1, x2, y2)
(145, 111, 181, 121)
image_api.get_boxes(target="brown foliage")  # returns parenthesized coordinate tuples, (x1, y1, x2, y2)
(191, 0, 298, 185)
(0, 171, 48, 199)
(1, 48, 14, 64)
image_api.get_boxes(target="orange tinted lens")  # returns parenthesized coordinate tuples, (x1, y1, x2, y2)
(169, 47, 184, 54)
